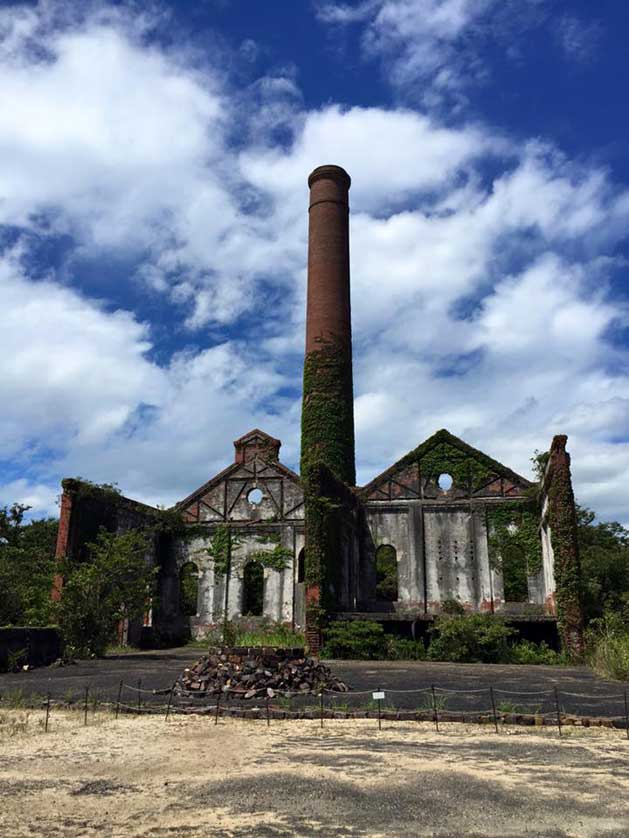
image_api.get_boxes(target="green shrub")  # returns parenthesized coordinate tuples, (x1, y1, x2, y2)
(385, 637, 426, 661)
(585, 611, 629, 681)
(191, 618, 304, 649)
(509, 640, 566, 665)
(58, 528, 155, 657)
(427, 614, 515, 663)
(321, 620, 387, 659)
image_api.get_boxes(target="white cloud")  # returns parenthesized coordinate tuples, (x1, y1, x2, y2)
(317, 1, 601, 108)
(317, 0, 500, 106)
(0, 247, 165, 455)
(1, 1, 629, 530)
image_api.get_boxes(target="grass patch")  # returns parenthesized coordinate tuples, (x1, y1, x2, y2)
(188, 618, 304, 650)
(586, 613, 629, 681)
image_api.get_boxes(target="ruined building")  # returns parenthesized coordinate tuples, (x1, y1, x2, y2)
(54, 166, 584, 656)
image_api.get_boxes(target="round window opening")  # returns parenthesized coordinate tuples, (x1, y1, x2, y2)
(437, 473, 453, 491)
(247, 488, 263, 505)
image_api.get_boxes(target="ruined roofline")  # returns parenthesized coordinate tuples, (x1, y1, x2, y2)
(358, 428, 534, 498)
(174, 456, 301, 512)
(60, 477, 161, 514)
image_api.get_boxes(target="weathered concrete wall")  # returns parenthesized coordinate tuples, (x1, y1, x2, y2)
(179, 525, 303, 638)
(364, 500, 540, 615)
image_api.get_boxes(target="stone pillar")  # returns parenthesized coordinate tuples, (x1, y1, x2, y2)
(51, 484, 74, 601)
(546, 435, 584, 659)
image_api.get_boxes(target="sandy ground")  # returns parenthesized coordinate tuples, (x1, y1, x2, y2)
(0, 709, 628, 837)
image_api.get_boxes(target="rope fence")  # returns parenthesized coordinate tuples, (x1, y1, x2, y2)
(2, 680, 629, 739)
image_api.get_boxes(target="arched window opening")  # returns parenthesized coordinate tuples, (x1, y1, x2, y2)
(179, 562, 199, 616)
(502, 543, 528, 602)
(242, 561, 264, 616)
(375, 544, 398, 602)
(297, 549, 305, 584)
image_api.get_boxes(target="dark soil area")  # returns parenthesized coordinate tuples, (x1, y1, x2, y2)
(0, 647, 626, 719)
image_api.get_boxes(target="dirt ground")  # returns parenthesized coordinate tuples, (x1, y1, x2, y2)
(0, 709, 628, 837)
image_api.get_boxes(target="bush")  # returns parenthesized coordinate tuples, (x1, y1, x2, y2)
(586, 611, 629, 681)
(509, 640, 566, 666)
(193, 617, 304, 649)
(321, 620, 387, 659)
(427, 614, 515, 663)
(385, 637, 426, 661)
(59, 528, 155, 657)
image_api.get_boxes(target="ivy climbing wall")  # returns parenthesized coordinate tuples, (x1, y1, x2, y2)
(359, 430, 551, 618)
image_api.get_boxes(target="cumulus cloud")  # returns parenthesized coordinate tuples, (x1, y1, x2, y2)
(1, 1, 629, 529)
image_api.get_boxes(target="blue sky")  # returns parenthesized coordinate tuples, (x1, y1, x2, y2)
(2, 0, 629, 524)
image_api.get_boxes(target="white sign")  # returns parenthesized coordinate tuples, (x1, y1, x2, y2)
(372, 691, 385, 701)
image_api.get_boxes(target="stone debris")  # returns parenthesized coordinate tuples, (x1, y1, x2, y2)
(175, 646, 350, 698)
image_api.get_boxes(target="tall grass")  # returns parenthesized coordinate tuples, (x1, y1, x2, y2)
(190, 618, 304, 649)
(586, 612, 629, 681)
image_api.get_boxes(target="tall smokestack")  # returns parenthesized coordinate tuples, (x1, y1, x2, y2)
(301, 165, 356, 486)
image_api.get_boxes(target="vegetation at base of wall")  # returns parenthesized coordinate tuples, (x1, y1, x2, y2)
(426, 614, 515, 663)
(320, 618, 567, 665)
(190, 617, 304, 649)
(585, 611, 629, 682)
(321, 620, 388, 659)
(508, 640, 566, 666)
(58, 528, 156, 657)
(0, 505, 58, 627)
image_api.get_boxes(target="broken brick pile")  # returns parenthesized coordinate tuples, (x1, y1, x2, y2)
(176, 646, 350, 698)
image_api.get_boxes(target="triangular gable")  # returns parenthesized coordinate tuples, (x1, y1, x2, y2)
(360, 429, 532, 501)
(177, 456, 302, 523)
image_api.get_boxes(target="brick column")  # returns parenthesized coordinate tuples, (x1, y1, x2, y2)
(302, 164, 356, 486)
(301, 165, 357, 655)
(547, 435, 584, 659)
(51, 484, 74, 601)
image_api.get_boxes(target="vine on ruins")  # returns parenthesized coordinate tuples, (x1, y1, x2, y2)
(301, 336, 356, 487)
(486, 502, 543, 575)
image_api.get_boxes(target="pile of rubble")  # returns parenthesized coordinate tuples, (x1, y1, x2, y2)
(176, 646, 350, 698)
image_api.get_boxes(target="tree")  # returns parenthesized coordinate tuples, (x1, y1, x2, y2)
(577, 506, 629, 623)
(0, 504, 57, 626)
(58, 527, 155, 656)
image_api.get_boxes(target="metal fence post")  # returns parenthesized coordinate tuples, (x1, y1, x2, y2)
(83, 685, 89, 727)
(115, 680, 123, 719)
(214, 690, 221, 726)
(377, 686, 382, 731)
(431, 685, 439, 733)
(320, 692, 324, 728)
(490, 687, 499, 734)
(265, 694, 271, 727)
(44, 692, 51, 733)
(137, 679, 142, 714)
(554, 687, 562, 736)
(624, 691, 629, 741)
(165, 684, 174, 722)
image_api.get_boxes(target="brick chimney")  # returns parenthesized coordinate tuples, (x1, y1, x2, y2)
(301, 165, 356, 486)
